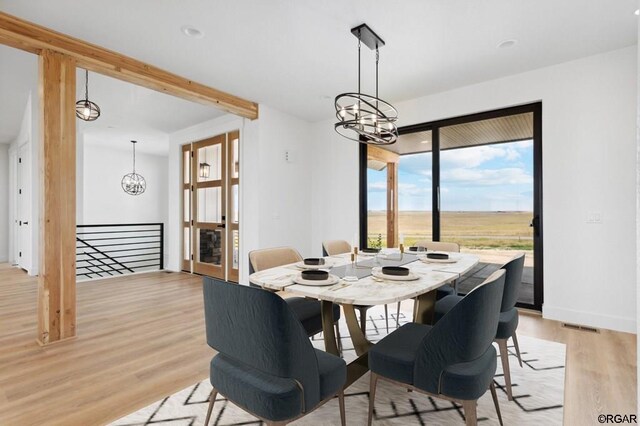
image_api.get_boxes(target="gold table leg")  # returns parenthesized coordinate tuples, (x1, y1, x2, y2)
(321, 300, 339, 356)
(343, 304, 373, 356)
(413, 289, 437, 325)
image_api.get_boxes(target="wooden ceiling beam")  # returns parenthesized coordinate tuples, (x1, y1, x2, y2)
(0, 11, 259, 119)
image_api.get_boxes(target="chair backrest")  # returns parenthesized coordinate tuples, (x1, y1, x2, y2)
(413, 269, 505, 394)
(322, 240, 352, 257)
(248, 246, 303, 274)
(203, 277, 321, 410)
(500, 253, 525, 312)
(413, 240, 460, 253)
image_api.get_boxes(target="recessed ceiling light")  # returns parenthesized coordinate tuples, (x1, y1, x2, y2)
(497, 39, 518, 49)
(420, 140, 429, 144)
(181, 25, 204, 39)
(635, 9, 639, 15)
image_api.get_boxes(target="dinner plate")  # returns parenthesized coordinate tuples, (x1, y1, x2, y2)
(293, 274, 341, 286)
(294, 260, 334, 270)
(371, 268, 419, 281)
(419, 256, 458, 264)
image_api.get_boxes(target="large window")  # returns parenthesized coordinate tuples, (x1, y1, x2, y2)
(361, 104, 542, 310)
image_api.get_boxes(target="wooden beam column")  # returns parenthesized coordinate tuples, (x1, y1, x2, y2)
(386, 162, 398, 248)
(37, 50, 77, 345)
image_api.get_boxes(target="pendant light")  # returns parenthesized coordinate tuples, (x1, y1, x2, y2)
(199, 162, 211, 179)
(75, 69, 101, 121)
(121, 141, 146, 196)
(335, 24, 398, 145)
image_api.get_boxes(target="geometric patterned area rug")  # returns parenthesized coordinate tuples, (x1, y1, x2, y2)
(111, 307, 565, 425)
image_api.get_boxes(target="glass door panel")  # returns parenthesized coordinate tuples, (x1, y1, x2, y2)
(439, 113, 535, 306)
(192, 134, 226, 278)
(227, 130, 240, 282)
(181, 144, 191, 272)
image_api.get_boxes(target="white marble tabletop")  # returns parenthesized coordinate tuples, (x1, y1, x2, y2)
(248, 251, 479, 306)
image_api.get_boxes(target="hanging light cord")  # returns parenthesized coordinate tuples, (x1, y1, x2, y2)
(84, 70, 89, 102)
(357, 31, 361, 95)
(132, 141, 136, 173)
(375, 47, 379, 99)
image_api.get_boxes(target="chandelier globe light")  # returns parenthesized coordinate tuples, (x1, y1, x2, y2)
(75, 69, 101, 121)
(121, 140, 146, 196)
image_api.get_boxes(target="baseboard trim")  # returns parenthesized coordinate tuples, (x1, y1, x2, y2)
(543, 304, 636, 334)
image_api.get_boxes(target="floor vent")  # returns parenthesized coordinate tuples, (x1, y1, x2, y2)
(562, 323, 600, 333)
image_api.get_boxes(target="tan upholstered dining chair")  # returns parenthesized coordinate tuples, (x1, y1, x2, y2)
(249, 246, 342, 353)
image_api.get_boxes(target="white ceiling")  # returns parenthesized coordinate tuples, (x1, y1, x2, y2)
(0, 44, 223, 147)
(77, 71, 223, 154)
(0, 0, 636, 123)
(0, 45, 36, 143)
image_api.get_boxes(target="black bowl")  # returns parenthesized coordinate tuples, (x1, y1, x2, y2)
(361, 248, 380, 254)
(408, 246, 420, 252)
(382, 266, 410, 276)
(304, 258, 325, 266)
(301, 270, 329, 281)
(427, 252, 449, 260)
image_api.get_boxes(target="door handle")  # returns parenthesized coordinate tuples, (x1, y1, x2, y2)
(530, 216, 539, 237)
(23, 221, 28, 225)
(218, 224, 226, 229)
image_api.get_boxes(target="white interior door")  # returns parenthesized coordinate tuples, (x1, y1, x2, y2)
(16, 144, 30, 270)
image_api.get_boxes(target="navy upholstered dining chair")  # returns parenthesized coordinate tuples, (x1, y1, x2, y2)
(435, 253, 525, 400)
(202, 277, 347, 426)
(249, 247, 342, 348)
(367, 269, 506, 426)
(322, 239, 394, 335)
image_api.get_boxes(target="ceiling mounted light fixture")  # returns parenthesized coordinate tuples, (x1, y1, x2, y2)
(334, 24, 398, 146)
(75, 69, 101, 121)
(121, 141, 146, 196)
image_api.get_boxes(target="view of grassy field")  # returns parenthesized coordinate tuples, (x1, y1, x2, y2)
(367, 211, 534, 250)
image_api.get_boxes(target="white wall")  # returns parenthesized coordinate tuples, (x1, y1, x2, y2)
(312, 46, 638, 333)
(166, 106, 314, 282)
(0, 144, 9, 262)
(7, 93, 38, 275)
(81, 141, 168, 225)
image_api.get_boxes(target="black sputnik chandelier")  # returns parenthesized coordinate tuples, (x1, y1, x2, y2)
(334, 24, 398, 145)
(75, 69, 101, 121)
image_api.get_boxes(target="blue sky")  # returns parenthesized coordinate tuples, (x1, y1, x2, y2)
(368, 140, 534, 212)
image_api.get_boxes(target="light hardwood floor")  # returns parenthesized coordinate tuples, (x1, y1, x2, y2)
(0, 264, 636, 425)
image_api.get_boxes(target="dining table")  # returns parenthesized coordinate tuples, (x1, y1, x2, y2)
(249, 249, 480, 387)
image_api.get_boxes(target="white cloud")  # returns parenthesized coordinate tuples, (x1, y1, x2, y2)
(368, 182, 387, 192)
(441, 167, 533, 186)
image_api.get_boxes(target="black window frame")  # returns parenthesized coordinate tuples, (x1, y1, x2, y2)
(359, 102, 543, 311)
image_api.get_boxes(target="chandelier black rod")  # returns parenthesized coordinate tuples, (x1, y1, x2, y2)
(357, 31, 361, 95)
(85, 70, 88, 100)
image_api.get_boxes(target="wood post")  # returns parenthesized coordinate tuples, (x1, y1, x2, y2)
(386, 162, 398, 248)
(37, 50, 77, 345)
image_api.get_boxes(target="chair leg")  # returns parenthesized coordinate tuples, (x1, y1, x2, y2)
(384, 304, 389, 333)
(335, 323, 343, 357)
(512, 332, 523, 368)
(462, 400, 477, 426)
(338, 390, 346, 426)
(497, 339, 513, 401)
(204, 388, 218, 426)
(368, 373, 379, 426)
(490, 382, 504, 426)
(396, 301, 401, 328)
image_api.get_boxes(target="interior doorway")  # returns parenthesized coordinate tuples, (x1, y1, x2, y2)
(181, 131, 240, 282)
(14, 142, 30, 271)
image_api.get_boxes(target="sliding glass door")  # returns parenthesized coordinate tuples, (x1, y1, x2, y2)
(360, 103, 542, 310)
